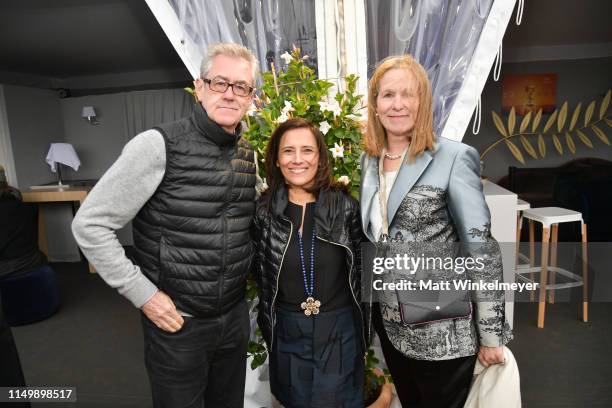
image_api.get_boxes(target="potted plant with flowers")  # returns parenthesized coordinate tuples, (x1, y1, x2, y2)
(243, 47, 363, 191)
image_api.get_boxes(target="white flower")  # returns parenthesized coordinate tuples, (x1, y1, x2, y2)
(346, 113, 361, 121)
(337, 175, 350, 185)
(281, 100, 294, 115)
(319, 121, 331, 135)
(276, 112, 289, 123)
(246, 103, 257, 116)
(329, 142, 344, 159)
(330, 101, 342, 117)
(317, 97, 331, 112)
(319, 98, 342, 117)
(280, 51, 293, 65)
(275, 100, 295, 123)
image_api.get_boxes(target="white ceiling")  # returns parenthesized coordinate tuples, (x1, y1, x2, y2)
(0, 0, 610, 91)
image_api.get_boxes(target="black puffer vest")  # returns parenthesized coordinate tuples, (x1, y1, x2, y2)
(132, 104, 256, 317)
(251, 185, 366, 352)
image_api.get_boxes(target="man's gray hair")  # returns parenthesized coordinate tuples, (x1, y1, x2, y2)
(200, 43, 259, 84)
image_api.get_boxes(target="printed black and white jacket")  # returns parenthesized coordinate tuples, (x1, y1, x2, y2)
(360, 136, 513, 361)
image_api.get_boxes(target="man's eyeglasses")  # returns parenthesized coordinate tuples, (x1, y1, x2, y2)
(202, 76, 254, 97)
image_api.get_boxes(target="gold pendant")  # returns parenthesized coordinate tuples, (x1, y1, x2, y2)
(300, 296, 321, 316)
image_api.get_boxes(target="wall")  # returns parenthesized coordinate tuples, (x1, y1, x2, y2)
(3, 84, 66, 188)
(61, 92, 141, 245)
(60, 93, 128, 180)
(3, 88, 146, 257)
(463, 57, 612, 182)
(2, 44, 190, 257)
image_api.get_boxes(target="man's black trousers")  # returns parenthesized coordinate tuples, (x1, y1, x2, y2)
(141, 300, 250, 408)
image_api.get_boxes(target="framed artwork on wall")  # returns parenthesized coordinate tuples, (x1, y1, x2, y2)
(502, 73, 557, 116)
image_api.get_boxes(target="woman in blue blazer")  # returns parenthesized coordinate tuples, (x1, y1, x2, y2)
(360, 55, 512, 407)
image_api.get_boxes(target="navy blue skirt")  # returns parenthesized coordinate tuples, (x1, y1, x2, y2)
(270, 306, 364, 408)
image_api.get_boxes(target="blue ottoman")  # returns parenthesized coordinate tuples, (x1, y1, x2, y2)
(0, 265, 59, 326)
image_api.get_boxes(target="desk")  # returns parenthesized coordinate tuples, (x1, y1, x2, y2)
(21, 187, 95, 273)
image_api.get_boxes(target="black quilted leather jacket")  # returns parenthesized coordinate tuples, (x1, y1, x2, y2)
(251, 184, 366, 352)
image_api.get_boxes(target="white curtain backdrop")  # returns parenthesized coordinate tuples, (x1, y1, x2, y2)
(166, 0, 317, 76)
(0, 85, 18, 187)
(366, 0, 496, 137)
(124, 88, 194, 141)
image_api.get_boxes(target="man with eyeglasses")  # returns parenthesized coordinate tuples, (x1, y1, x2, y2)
(72, 43, 259, 407)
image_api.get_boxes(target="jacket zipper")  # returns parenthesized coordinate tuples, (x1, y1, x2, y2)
(315, 236, 368, 355)
(158, 230, 166, 291)
(218, 146, 234, 314)
(269, 216, 293, 352)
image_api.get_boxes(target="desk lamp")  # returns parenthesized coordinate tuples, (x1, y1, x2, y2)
(45, 143, 81, 187)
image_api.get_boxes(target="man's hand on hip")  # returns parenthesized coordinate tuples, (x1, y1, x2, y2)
(141, 291, 184, 332)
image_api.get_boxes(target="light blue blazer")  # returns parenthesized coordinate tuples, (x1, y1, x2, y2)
(360, 137, 512, 360)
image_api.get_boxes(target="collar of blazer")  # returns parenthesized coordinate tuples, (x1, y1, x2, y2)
(361, 141, 438, 241)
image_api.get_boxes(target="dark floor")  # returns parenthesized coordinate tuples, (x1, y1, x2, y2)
(10, 261, 612, 407)
(12, 262, 150, 408)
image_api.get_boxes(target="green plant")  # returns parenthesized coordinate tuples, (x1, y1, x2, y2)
(482, 89, 611, 163)
(243, 47, 365, 196)
(364, 347, 393, 405)
(246, 276, 268, 369)
(183, 86, 197, 102)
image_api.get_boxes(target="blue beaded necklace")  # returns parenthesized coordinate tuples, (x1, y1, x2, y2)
(297, 207, 321, 316)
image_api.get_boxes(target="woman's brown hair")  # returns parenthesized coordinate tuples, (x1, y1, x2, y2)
(0, 165, 21, 200)
(363, 54, 435, 159)
(263, 118, 338, 207)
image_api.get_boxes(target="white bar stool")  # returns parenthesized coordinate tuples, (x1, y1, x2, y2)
(517, 207, 588, 328)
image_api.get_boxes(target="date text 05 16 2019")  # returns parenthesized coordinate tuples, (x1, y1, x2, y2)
(0, 387, 77, 402)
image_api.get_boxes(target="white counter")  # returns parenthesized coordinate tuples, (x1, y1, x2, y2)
(483, 179, 518, 328)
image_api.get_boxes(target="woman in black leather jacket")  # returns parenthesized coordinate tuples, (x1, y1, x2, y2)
(251, 118, 365, 408)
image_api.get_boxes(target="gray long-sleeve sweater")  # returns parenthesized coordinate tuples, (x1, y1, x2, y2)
(72, 130, 166, 308)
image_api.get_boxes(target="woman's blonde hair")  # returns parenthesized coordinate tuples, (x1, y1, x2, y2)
(364, 54, 435, 159)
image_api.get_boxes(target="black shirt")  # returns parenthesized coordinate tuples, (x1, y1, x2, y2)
(276, 201, 353, 312)
(0, 196, 47, 278)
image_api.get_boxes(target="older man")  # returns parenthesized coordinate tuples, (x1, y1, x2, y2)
(72, 43, 258, 407)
